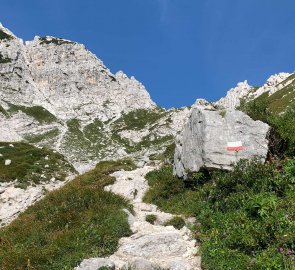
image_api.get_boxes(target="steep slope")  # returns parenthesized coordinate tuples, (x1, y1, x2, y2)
(215, 72, 294, 111)
(0, 24, 189, 171)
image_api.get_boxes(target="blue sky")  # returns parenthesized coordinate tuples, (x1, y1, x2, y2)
(1, 0, 295, 108)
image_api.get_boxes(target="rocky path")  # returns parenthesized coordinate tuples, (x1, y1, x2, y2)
(76, 166, 201, 270)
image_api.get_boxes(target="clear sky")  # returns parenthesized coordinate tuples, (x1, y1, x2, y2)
(1, 0, 295, 108)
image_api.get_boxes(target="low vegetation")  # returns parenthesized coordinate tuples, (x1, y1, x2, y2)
(145, 214, 157, 224)
(164, 216, 185, 230)
(0, 142, 75, 189)
(144, 98, 295, 269)
(0, 52, 12, 64)
(144, 160, 295, 270)
(239, 96, 295, 156)
(144, 96, 295, 269)
(112, 108, 166, 131)
(0, 29, 13, 40)
(24, 129, 60, 144)
(0, 105, 9, 116)
(0, 159, 136, 269)
(7, 104, 57, 123)
(39, 37, 75, 46)
(62, 119, 108, 162)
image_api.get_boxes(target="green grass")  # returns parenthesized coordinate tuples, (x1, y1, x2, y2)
(0, 53, 12, 64)
(239, 76, 295, 115)
(0, 159, 136, 270)
(0, 142, 75, 189)
(240, 95, 295, 156)
(61, 119, 108, 162)
(0, 105, 9, 117)
(39, 37, 74, 45)
(149, 142, 176, 163)
(24, 129, 60, 144)
(267, 82, 295, 114)
(111, 131, 173, 154)
(7, 104, 57, 123)
(0, 29, 13, 40)
(112, 108, 167, 131)
(164, 216, 185, 230)
(145, 214, 157, 224)
(144, 161, 295, 270)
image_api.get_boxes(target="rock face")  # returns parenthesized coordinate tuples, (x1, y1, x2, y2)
(0, 23, 156, 122)
(216, 80, 253, 109)
(0, 24, 189, 169)
(215, 73, 292, 109)
(174, 99, 271, 178)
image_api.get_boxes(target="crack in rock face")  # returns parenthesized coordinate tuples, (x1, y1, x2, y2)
(75, 166, 201, 270)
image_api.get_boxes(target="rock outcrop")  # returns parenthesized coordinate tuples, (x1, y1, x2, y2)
(0, 23, 156, 122)
(0, 24, 189, 169)
(215, 73, 292, 110)
(215, 80, 253, 109)
(174, 99, 271, 178)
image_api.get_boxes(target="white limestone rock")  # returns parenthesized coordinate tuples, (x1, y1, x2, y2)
(174, 99, 271, 178)
(215, 73, 292, 110)
(251, 72, 291, 99)
(74, 258, 115, 270)
(4, 159, 11, 166)
(216, 80, 253, 109)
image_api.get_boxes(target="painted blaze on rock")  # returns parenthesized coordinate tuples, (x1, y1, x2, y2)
(174, 99, 271, 178)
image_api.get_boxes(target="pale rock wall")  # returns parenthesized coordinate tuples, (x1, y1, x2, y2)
(174, 99, 271, 178)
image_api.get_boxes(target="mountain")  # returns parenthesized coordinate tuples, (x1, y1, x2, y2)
(215, 72, 295, 113)
(0, 24, 189, 172)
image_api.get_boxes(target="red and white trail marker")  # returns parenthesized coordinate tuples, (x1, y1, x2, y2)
(227, 141, 244, 151)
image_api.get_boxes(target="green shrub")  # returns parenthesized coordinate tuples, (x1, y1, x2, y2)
(0, 29, 13, 40)
(0, 52, 12, 64)
(145, 214, 157, 224)
(144, 160, 295, 270)
(39, 37, 74, 45)
(239, 93, 295, 156)
(0, 159, 135, 269)
(164, 216, 185, 230)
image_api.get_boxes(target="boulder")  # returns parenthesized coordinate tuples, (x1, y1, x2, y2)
(74, 258, 115, 270)
(174, 99, 271, 178)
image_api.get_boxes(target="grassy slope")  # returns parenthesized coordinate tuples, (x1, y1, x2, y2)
(111, 108, 174, 154)
(0, 142, 75, 189)
(240, 73, 295, 115)
(0, 159, 136, 270)
(144, 162, 295, 270)
(144, 97, 295, 270)
(7, 104, 57, 124)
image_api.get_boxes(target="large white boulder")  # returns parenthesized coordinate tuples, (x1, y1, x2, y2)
(174, 99, 271, 178)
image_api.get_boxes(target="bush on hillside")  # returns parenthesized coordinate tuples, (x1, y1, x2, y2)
(144, 160, 295, 270)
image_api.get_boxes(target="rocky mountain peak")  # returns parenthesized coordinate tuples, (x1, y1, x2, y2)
(215, 80, 253, 109)
(0, 23, 17, 39)
(0, 24, 156, 123)
(0, 24, 188, 170)
(215, 72, 294, 110)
